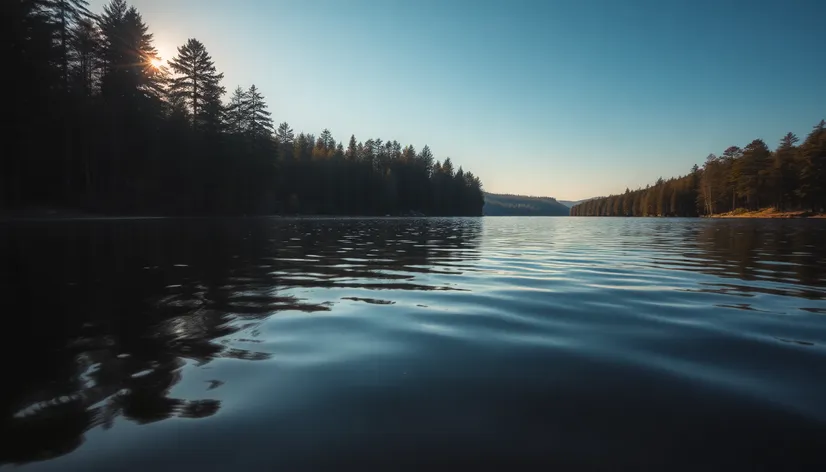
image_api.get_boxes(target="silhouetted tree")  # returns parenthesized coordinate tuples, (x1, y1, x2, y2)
(225, 86, 249, 134)
(4, 1, 485, 217)
(44, 0, 93, 90)
(245, 84, 273, 138)
(168, 38, 225, 129)
(68, 17, 100, 97)
(99, 1, 162, 105)
(346, 135, 358, 161)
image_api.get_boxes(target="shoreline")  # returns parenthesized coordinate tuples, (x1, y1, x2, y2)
(0, 207, 440, 221)
(707, 208, 826, 219)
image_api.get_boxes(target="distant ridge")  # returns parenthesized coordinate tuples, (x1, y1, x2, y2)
(559, 199, 590, 208)
(483, 193, 570, 216)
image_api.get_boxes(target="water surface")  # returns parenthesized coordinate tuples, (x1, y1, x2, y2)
(2, 217, 826, 470)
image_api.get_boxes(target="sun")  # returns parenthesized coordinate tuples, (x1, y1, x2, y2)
(149, 57, 164, 69)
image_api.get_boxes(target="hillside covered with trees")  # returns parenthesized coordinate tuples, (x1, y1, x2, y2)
(3, 0, 484, 216)
(571, 122, 826, 217)
(484, 193, 570, 216)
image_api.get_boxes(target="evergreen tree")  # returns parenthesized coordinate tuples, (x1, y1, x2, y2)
(312, 135, 327, 160)
(319, 129, 334, 149)
(69, 17, 100, 97)
(294, 133, 310, 161)
(699, 154, 720, 214)
(99, 2, 162, 105)
(442, 157, 455, 177)
(245, 84, 273, 138)
(573, 121, 825, 217)
(798, 120, 826, 211)
(276, 122, 295, 144)
(418, 145, 435, 176)
(362, 139, 376, 165)
(734, 139, 770, 209)
(4, 0, 487, 218)
(45, 0, 93, 90)
(168, 38, 225, 129)
(401, 145, 416, 162)
(346, 135, 358, 161)
(716, 145, 741, 211)
(770, 133, 800, 210)
(225, 86, 249, 134)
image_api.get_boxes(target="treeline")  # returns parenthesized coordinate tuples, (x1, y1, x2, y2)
(3, 0, 484, 216)
(571, 121, 826, 217)
(483, 193, 570, 216)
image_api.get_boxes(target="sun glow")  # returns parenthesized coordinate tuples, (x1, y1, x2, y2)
(150, 57, 164, 69)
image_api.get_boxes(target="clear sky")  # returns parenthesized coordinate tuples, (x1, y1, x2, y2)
(90, 0, 825, 200)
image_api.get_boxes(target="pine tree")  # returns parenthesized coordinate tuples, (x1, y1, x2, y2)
(98, 0, 127, 74)
(4, 0, 489, 218)
(771, 132, 800, 210)
(442, 157, 454, 177)
(294, 133, 310, 161)
(245, 84, 273, 138)
(45, 0, 93, 90)
(168, 38, 225, 129)
(573, 120, 824, 217)
(69, 17, 100, 96)
(389, 140, 402, 161)
(362, 139, 376, 165)
(401, 145, 416, 162)
(39, 0, 93, 199)
(798, 120, 826, 211)
(721, 146, 742, 211)
(346, 135, 358, 160)
(275, 122, 294, 161)
(320, 129, 334, 149)
(418, 145, 434, 176)
(312, 135, 327, 160)
(699, 154, 720, 214)
(276, 122, 295, 144)
(736, 139, 770, 209)
(99, 1, 161, 104)
(225, 86, 249, 134)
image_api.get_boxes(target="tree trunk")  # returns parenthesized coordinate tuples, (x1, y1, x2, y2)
(192, 77, 198, 127)
(64, 124, 73, 200)
(61, 1, 68, 91)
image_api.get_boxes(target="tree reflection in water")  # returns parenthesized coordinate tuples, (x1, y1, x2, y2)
(0, 217, 482, 465)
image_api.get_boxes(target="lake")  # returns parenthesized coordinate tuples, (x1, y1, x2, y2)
(3, 217, 826, 470)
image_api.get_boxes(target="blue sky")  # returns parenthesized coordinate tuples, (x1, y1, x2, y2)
(91, 0, 825, 200)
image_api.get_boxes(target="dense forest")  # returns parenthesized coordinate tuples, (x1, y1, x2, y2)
(3, 0, 485, 216)
(484, 193, 570, 216)
(571, 122, 826, 217)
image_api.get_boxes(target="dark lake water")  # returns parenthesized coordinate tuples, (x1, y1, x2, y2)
(2, 217, 826, 470)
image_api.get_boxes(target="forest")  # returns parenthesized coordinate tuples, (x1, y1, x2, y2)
(483, 193, 570, 216)
(3, 0, 485, 216)
(571, 122, 826, 217)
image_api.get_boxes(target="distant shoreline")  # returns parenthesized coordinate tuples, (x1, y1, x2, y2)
(706, 208, 826, 219)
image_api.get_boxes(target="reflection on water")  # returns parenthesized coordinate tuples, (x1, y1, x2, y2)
(1, 217, 825, 469)
(1, 218, 482, 465)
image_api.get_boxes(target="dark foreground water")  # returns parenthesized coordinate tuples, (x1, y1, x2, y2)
(2, 217, 826, 470)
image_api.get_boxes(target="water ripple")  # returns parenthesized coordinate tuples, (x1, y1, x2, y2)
(2, 217, 826, 469)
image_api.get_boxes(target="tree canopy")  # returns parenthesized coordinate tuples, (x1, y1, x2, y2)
(572, 120, 826, 217)
(3, 0, 485, 217)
